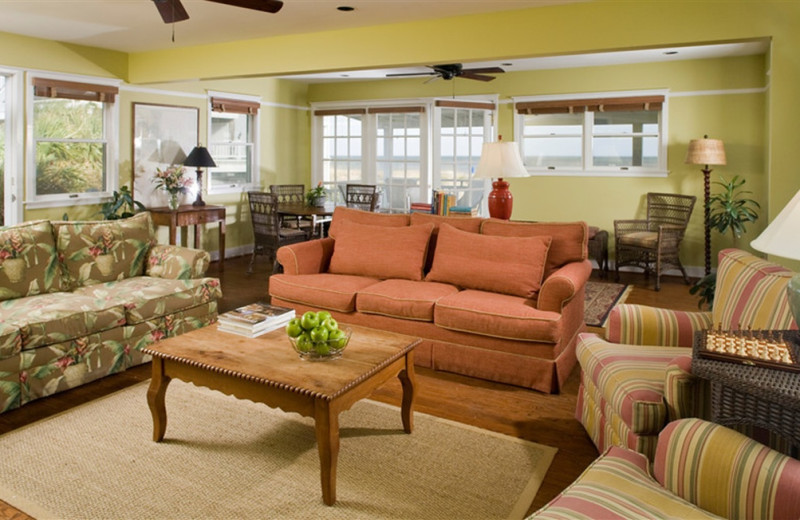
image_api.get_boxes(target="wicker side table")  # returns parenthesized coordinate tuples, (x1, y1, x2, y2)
(691, 331, 800, 457)
(587, 228, 609, 278)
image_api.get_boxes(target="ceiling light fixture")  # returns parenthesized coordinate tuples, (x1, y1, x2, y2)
(664, 51, 679, 55)
(337, 6, 355, 11)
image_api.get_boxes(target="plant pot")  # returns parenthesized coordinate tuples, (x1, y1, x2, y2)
(311, 196, 326, 207)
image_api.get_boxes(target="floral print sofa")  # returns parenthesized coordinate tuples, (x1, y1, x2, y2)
(0, 212, 222, 413)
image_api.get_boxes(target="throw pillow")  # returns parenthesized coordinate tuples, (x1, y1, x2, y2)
(329, 220, 434, 281)
(0, 220, 68, 301)
(409, 212, 485, 272)
(426, 223, 551, 298)
(327, 206, 410, 239)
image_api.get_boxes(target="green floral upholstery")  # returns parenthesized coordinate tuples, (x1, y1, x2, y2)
(0, 220, 68, 301)
(54, 211, 155, 288)
(146, 244, 210, 280)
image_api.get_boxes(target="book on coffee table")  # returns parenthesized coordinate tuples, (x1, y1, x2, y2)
(218, 302, 295, 337)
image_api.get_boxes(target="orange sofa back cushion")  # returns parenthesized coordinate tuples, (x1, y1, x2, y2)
(329, 220, 434, 281)
(409, 213, 486, 272)
(327, 207, 410, 239)
(426, 223, 551, 298)
(481, 219, 588, 277)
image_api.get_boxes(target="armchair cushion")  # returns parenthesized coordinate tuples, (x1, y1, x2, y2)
(617, 230, 659, 248)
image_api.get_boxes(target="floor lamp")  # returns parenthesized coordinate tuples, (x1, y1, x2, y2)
(685, 135, 726, 275)
(184, 146, 217, 207)
(473, 138, 529, 220)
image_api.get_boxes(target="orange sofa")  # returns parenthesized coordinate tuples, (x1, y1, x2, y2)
(269, 208, 591, 393)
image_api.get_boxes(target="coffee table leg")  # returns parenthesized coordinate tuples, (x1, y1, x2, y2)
(398, 351, 416, 434)
(147, 357, 172, 442)
(314, 401, 340, 506)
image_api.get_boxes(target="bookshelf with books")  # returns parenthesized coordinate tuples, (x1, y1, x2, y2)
(217, 302, 295, 338)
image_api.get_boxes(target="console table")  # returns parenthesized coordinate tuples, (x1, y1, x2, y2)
(150, 205, 226, 270)
(691, 330, 800, 456)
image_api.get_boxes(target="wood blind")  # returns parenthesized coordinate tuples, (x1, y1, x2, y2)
(210, 97, 260, 114)
(32, 78, 118, 103)
(367, 106, 425, 114)
(516, 95, 664, 115)
(435, 100, 496, 111)
(313, 108, 367, 116)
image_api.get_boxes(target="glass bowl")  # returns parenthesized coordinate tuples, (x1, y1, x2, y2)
(288, 328, 352, 361)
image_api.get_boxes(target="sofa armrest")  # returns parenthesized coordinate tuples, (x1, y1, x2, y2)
(605, 304, 713, 347)
(275, 238, 335, 275)
(146, 245, 210, 279)
(654, 418, 800, 519)
(537, 259, 592, 313)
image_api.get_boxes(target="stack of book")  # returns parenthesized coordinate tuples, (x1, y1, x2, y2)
(432, 190, 457, 216)
(217, 302, 295, 338)
(409, 202, 433, 214)
(448, 205, 478, 217)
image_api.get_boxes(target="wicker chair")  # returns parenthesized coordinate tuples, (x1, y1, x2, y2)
(247, 191, 308, 274)
(345, 184, 379, 212)
(614, 192, 696, 291)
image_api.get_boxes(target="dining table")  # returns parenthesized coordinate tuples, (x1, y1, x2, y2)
(277, 202, 336, 238)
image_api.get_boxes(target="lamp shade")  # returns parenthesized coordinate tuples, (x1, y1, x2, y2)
(474, 141, 528, 179)
(183, 146, 217, 168)
(685, 136, 726, 166)
(751, 189, 800, 260)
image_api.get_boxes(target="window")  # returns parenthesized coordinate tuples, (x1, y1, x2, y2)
(515, 92, 667, 176)
(208, 94, 259, 192)
(28, 76, 119, 205)
(318, 109, 365, 204)
(374, 107, 423, 212)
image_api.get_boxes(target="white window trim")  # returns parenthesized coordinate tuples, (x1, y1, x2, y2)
(206, 90, 261, 195)
(1, 66, 23, 225)
(24, 71, 120, 209)
(512, 89, 669, 178)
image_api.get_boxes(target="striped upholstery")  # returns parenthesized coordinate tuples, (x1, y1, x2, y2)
(654, 419, 800, 520)
(530, 419, 800, 520)
(713, 248, 796, 330)
(605, 303, 713, 347)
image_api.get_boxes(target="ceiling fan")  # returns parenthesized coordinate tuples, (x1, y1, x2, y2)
(386, 63, 505, 82)
(153, 0, 284, 24)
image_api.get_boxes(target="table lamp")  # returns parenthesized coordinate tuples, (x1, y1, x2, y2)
(474, 138, 529, 220)
(750, 189, 800, 326)
(685, 135, 726, 275)
(184, 146, 217, 206)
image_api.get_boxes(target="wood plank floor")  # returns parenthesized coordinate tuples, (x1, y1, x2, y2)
(0, 256, 700, 519)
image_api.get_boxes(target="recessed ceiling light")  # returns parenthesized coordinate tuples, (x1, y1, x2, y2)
(337, 6, 355, 11)
(664, 51, 679, 55)
(502, 63, 513, 67)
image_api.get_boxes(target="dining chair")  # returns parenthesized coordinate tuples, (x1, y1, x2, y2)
(614, 192, 696, 290)
(269, 183, 312, 234)
(345, 184, 379, 212)
(247, 191, 308, 274)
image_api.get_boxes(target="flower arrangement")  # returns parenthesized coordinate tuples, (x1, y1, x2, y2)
(305, 181, 327, 206)
(152, 165, 194, 196)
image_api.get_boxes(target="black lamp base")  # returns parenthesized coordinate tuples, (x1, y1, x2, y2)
(193, 168, 206, 206)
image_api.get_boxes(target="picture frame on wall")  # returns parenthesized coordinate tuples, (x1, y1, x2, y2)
(132, 102, 200, 208)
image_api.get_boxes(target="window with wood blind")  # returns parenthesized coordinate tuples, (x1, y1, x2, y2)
(28, 75, 120, 205)
(514, 91, 668, 176)
(207, 93, 260, 193)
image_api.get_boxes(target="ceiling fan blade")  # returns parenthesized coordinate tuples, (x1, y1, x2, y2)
(461, 67, 505, 74)
(205, 0, 284, 14)
(153, 0, 190, 23)
(386, 72, 438, 78)
(460, 73, 497, 82)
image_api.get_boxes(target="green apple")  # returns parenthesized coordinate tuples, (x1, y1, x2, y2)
(295, 332, 313, 352)
(300, 311, 320, 331)
(315, 342, 331, 355)
(309, 326, 329, 343)
(316, 310, 332, 323)
(328, 328, 347, 349)
(285, 318, 303, 338)
(321, 317, 338, 332)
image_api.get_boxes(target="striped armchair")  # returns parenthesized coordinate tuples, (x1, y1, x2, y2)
(530, 418, 800, 519)
(575, 249, 796, 460)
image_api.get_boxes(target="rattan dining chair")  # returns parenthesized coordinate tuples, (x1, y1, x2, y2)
(614, 192, 696, 291)
(247, 191, 308, 274)
(345, 184, 379, 212)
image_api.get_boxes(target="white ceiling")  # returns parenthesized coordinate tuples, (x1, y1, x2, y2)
(0, 0, 768, 83)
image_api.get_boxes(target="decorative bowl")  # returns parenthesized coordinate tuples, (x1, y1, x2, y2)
(289, 328, 352, 361)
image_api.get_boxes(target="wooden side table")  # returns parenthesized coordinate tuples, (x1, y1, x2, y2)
(149, 205, 226, 270)
(588, 227, 609, 278)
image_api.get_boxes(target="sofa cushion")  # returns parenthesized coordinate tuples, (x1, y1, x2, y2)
(426, 223, 550, 298)
(54, 212, 155, 288)
(434, 290, 561, 342)
(269, 273, 380, 312)
(529, 446, 719, 519)
(0, 292, 126, 350)
(356, 279, 459, 322)
(481, 220, 588, 277)
(71, 276, 223, 325)
(0, 220, 68, 301)
(329, 220, 434, 281)
(577, 334, 689, 435)
(327, 206, 410, 239)
(0, 322, 22, 361)
(409, 213, 485, 272)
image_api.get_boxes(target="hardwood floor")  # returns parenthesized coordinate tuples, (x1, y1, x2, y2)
(0, 256, 701, 519)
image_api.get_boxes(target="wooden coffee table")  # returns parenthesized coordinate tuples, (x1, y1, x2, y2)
(143, 323, 420, 506)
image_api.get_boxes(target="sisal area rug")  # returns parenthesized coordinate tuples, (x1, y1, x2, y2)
(0, 380, 556, 520)
(584, 281, 632, 327)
